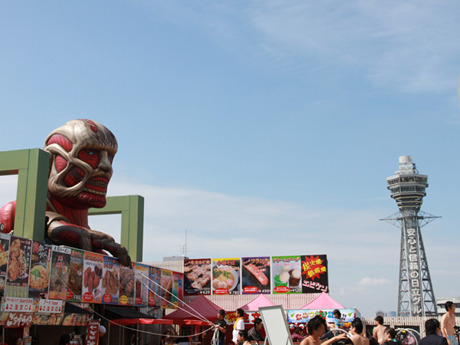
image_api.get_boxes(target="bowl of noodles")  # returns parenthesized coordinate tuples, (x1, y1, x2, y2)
(29, 264, 49, 290)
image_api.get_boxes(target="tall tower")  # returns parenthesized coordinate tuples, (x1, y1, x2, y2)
(385, 156, 438, 317)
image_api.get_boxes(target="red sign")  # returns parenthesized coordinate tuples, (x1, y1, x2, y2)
(86, 320, 100, 345)
(5, 313, 34, 328)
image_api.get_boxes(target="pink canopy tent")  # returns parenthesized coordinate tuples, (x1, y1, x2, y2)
(301, 292, 344, 309)
(240, 294, 275, 311)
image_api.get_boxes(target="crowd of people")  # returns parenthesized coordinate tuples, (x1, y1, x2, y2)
(156, 301, 457, 345)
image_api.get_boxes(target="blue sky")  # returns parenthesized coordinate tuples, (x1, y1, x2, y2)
(1, 1, 459, 317)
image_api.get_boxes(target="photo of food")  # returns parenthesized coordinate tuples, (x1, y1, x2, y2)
(184, 258, 211, 296)
(5, 236, 32, 297)
(29, 242, 51, 298)
(119, 265, 135, 305)
(160, 269, 173, 308)
(102, 256, 120, 304)
(30, 264, 49, 290)
(67, 249, 84, 302)
(0, 234, 10, 292)
(242, 257, 271, 294)
(272, 256, 302, 294)
(82, 251, 103, 303)
(49, 247, 71, 300)
(212, 258, 240, 295)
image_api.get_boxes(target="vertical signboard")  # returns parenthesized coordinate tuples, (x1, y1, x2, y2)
(67, 248, 84, 302)
(82, 251, 103, 303)
(212, 258, 240, 295)
(134, 263, 149, 307)
(272, 256, 302, 294)
(406, 227, 422, 316)
(102, 256, 120, 304)
(5, 236, 32, 297)
(29, 241, 51, 299)
(49, 246, 71, 300)
(241, 257, 271, 294)
(160, 269, 173, 308)
(171, 272, 183, 309)
(184, 258, 211, 296)
(0, 233, 10, 294)
(119, 263, 135, 306)
(301, 255, 328, 293)
(148, 266, 161, 307)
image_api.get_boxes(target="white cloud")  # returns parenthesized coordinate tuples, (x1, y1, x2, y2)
(357, 277, 391, 288)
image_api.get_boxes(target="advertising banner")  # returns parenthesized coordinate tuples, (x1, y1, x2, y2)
(86, 320, 100, 345)
(29, 242, 51, 299)
(82, 251, 103, 303)
(241, 257, 271, 294)
(119, 264, 135, 306)
(67, 248, 84, 302)
(49, 245, 71, 300)
(160, 269, 173, 308)
(301, 255, 329, 293)
(0, 233, 10, 293)
(5, 236, 32, 297)
(287, 308, 357, 325)
(184, 258, 211, 296)
(1, 297, 35, 312)
(170, 272, 183, 309)
(134, 263, 149, 307)
(102, 256, 120, 304)
(5, 312, 34, 328)
(148, 266, 161, 307)
(212, 258, 240, 295)
(272, 256, 302, 294)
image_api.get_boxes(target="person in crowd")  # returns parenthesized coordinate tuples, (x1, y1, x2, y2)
(98, 325, 107, 345)
(300, 315, 347, 345)
(248, 317, 264, 342)
(161, 330, 175, 345)
(441, 301, 458, 345)
(383, 327, 399, 345)
(420, 319, 448, 345)
(333, 310, 345, 330)
(373, 316, 386, 345)
(237, 330, 252, 345)
(292, 326, 304, 342)
(350, 318, 370, 345)
(213, 309, 227, 345)
(232, 308, 245, 345)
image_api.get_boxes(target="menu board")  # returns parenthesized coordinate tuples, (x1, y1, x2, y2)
(148, 266, 161, 307)
(102, 256, 120, 304)
(67, 248, 84, 302)
(272, 256, 302, 294)
(241, 257, 271, 294)
(134, 263, 149, 307)
(49, 246, 71, 300)
(160, 269, 173, 308)
(184, 258, 211, 296)
(0, 233, 10, 293)
(119, 264, 135, 306)
(301, 255, 328, 293)
(28, 242, 51, 299)
(5, 236, 32, 297)
(82, 251, 103, 303)
(212, 258, 240, 295)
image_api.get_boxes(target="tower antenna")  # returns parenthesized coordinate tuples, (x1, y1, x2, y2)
(381, 156, 439, 316)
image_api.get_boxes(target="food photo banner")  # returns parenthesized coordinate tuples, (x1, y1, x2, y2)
(0, 234, 182, 308)
(185, 254, 328, 296)
(212, 258, 241, 295)
(184, 258, 211, 296)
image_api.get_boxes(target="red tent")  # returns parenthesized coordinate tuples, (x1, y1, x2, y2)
(301, 292, 344, 309)
(164, 295, 223, 326)
(240, 294, 275, 311)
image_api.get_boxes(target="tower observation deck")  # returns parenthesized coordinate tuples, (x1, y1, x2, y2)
(385, 156, 438, 317)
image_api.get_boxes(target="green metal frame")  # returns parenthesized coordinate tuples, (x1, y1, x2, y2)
(0, 149, 144, 262)
(0, 149, 49, 241)
(89, 195, 144, 262)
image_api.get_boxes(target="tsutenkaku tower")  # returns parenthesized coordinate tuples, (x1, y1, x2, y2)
(385, 156, 438, 317)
